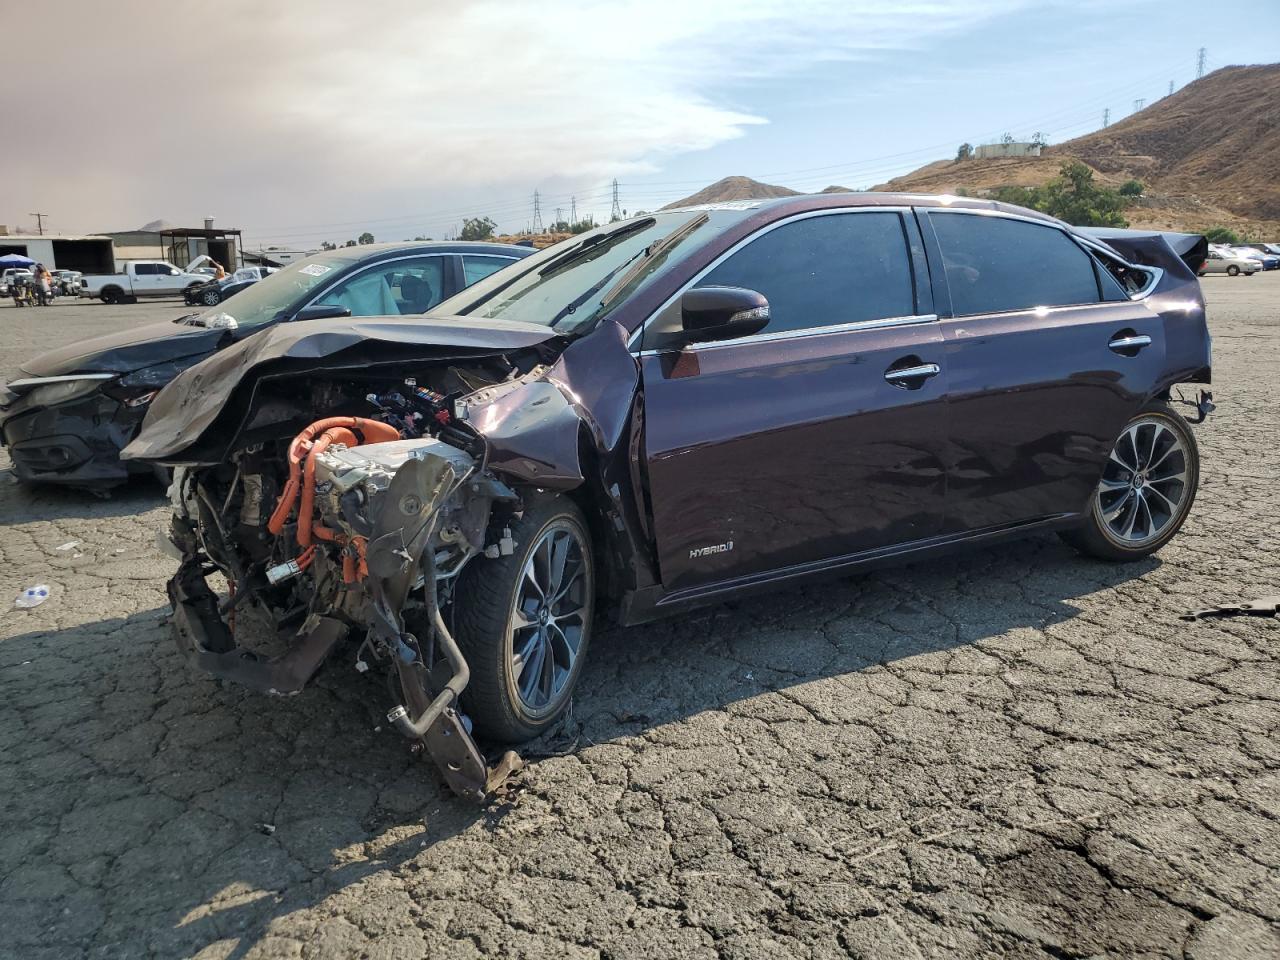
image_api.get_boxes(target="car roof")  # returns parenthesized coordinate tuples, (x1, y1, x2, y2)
(663, 190, 1064, 224)
(321, 240, 536, 263)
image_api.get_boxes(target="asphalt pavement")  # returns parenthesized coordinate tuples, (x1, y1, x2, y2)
(1, 282, 1278, 959)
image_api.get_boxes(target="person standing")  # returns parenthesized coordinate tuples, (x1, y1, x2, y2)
(32, 263, 51, 306)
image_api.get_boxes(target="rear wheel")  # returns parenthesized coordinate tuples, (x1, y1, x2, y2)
(100, 287, 121, 304)
(201, 288, 221, 306)
(1059, 401, 1199, 561)
(454, 495, 594, 742)
(1227, 265, 1240, 276)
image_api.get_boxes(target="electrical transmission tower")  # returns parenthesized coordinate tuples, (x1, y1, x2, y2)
(1132, 98, 1145, 114)
(1168, 80, 1174, 97)
(554, 207, 563, 228)
(610, 179, 622, 221)
(569, 196, 577, 225)
(1102, 108, 1110, 128)
(531, 190, 544, 233)
(1196, 47, 1206, 79)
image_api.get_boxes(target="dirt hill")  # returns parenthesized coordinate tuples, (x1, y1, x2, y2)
(659, 65, 1278, 236)
(875, 63, 1280, 235)
(660, 176, 799, 209)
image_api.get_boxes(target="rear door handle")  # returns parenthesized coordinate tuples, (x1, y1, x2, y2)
(1109, 333, 1152, 354)
(884, 361, 941, 388)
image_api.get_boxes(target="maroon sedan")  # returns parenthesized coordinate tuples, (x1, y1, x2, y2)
(125, 194, 1212, 799)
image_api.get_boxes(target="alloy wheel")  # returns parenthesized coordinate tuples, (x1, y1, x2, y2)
(1094, 415, 1190, 548)
(507, 523, 590, 713)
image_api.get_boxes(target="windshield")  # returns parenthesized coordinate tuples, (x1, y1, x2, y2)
(196, 251, 360, 329)
(430, 212, 730, 334)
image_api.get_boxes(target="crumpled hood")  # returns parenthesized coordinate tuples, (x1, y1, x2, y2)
(17, 318, 222, 378)
(122, 315, 561, 463)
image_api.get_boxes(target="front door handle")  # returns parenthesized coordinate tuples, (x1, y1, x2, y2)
(1109, 333, 1152, 354)
(884, 361, 941, 389)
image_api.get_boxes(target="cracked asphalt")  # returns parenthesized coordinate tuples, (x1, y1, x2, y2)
(2, 280, 1278, 959)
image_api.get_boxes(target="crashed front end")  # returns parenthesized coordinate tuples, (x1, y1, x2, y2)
(125, 316, 639, 801)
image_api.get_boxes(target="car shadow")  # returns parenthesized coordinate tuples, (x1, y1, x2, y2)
(0, 532, 1157, 956)
(0, 468, 168, 526)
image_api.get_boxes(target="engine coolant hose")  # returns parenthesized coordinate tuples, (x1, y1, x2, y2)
(267, 417, 400, 539)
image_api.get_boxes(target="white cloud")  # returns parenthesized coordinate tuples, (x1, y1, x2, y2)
(2, 0, 1032, 240)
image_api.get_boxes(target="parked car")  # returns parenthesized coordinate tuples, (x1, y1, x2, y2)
(0, 242, 531, 488)
(53, 270, 83, 296)
(118, 195, 1213, 800)
(0, 267, 33, 296)
(183, 265, 278, 306)
(1199, 249, 1259, 276)
(1229, 245, 1280, 270)
(80, 260, 211, 303)
(1258, 243, 1280, 257)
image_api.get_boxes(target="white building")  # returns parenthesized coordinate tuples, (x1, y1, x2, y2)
(974, 141, 1043, 159)
(0, 232, 115, 273)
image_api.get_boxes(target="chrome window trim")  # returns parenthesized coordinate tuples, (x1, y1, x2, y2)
(925, 206, 1164, 302)
(628, 205, 919, 353)
(680, 313, 942, 355)
(300, 252, 453, 312)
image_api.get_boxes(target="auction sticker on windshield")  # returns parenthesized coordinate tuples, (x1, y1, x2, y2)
(299, 264, 332, 277)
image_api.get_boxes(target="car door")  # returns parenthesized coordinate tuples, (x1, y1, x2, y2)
(639, 208, 949, 595)
(131, 262, 160, 295)
(921, 209, 1166, 533)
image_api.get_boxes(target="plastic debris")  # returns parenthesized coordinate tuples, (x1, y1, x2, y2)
(256, 822, 276, 836)
(15, 585, 50, 609)
(1181, 595, 1280, 620)
(55, 541, 81, 552)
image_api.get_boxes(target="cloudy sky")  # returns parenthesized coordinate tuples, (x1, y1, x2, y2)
(3, 0, 1276, 248)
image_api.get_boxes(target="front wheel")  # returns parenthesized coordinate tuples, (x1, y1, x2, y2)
(201, 288, 221, 306)
(454, 495, 595, 742)
(1227, 265, 1240, 276)
(1059, 401, 1200, 561)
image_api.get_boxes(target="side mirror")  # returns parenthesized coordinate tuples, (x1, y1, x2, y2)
(679, 286, 770, 345)
(292, 303, 352, 322)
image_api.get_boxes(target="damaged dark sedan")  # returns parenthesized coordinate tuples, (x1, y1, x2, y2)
(0, 241, 531, 488)
(123, 194, 1213, 800)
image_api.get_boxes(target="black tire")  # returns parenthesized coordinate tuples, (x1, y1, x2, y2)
(453, 494, 595, 742)
(1059, 400, 1200, 561)
(101, 287, 121, 304)
(201, 288, 221, 306)
(1227, 265, 1240, 276)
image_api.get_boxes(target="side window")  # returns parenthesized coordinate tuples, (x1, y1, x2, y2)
(928, 212, 1101, 315)
(462, 255, 515, 286)
(695, 212, 915, 335)
(133, 263, 156, 275)
(322, 256, 446, 316)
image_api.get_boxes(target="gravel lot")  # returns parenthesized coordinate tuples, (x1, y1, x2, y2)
(2, 282, 1278, 960)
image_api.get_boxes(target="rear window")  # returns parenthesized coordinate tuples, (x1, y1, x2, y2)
(929, 212, 1101, 315)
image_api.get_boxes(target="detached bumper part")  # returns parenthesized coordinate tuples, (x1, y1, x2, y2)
(167, 559, 347, 695)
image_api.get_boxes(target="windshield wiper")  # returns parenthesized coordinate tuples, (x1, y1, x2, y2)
(537, 217, 657, 278)
(547, 213, 711, 331)
(596, 212, 709, 311)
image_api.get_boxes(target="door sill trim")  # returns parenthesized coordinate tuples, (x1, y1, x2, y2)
(654, 513, 1079, 610)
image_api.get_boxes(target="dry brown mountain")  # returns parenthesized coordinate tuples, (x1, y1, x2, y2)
(876, 64, 1280, 235)
(660, 176, 798, 209)
(660, 65, 1279, 236)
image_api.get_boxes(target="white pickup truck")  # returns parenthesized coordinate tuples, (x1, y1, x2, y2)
(81, 260, 209, 304)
